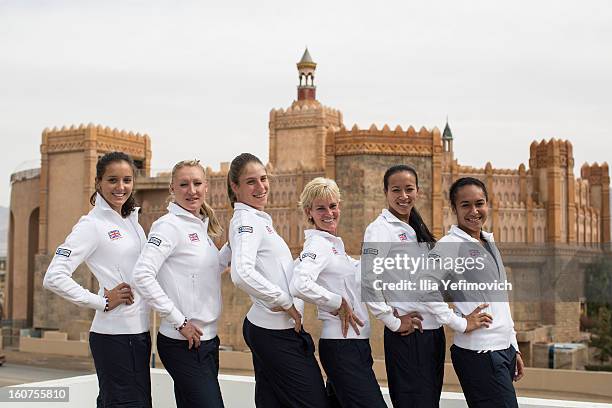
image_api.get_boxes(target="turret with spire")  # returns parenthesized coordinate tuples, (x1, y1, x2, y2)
(297, 48, 317, 101)
(442, 117, 453, 153)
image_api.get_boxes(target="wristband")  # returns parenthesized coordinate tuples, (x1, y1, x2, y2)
(176, 318, 188, 331)
(103, 295, 110, 312)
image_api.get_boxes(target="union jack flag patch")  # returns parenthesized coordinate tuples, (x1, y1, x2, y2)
(189, 233, 200, 242)
(265, 226, 274, 234)
(108, 230, 122, 240)
(331, 247, 339, 255)
(398, 233, 408, 241)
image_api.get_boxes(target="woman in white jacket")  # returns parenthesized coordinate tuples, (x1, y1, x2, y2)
(422, 177, 524, 408)
(132, 160, 229, 408)
(362, 164, 444, 408)
(43, 151, 151, 408)
(227, 153, 327, 408)
(292, 177, 402, 408)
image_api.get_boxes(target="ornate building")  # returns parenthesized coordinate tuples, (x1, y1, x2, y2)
(4, 49, 610, 365)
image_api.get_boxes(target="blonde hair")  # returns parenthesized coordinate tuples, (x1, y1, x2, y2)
(298, 177, 341, 224)
(171, 160, 222, 237)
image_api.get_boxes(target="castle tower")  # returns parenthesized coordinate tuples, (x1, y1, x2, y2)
(528, 139, 575, 243)
(268, 49, 343, 171)
(580, 162, 610, 244)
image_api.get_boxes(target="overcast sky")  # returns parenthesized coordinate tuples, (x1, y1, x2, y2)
(1, 0, 611, 207)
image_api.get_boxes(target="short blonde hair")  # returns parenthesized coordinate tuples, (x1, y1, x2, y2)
(298, 177, 341, 224)
(170, 159, 222, 237)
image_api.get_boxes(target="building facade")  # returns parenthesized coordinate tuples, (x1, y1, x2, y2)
(3, 49, 610, 365)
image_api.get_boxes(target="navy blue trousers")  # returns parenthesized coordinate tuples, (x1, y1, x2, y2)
(157, 333, 224, 408)
(451, 345, 519, 408)
(384, 327, 446, 408)
(318, 338, 386, 408)
(243, 318, 328, 408)
(89, 331, 152, 408)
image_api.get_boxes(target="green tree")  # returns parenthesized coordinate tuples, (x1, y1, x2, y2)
(590, 307, 612, 365)
(585, 255, 612, 316)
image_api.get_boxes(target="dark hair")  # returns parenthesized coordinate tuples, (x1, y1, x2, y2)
(448, 177, 488, 209)
(383, 165, 436, 245)
(227, 153, 264, 208)
(89, 151, 137, 217)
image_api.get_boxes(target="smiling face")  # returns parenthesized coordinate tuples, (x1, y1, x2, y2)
(307, 196, 341, 235)
(231, 162, 269, 211)
(452, 184, 489, 239)
(97, 160, 134, 214)
(385, 170, 418, 223)
(171, 165, 207, 216)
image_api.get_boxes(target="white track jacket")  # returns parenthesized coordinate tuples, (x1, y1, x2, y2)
(43, 193, 149, 334)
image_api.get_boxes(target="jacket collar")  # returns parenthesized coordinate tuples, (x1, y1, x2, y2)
(381, 208, 412, 228)
(304, 228, 345, 250)
(93, 193, 140, 220)
(233, 202, 272, 223)
(168, 202, 209, 228)
(449, 225, 495, 243)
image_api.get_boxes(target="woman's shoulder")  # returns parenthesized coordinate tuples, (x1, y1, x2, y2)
(364, 215, 392, 239)
(305, 232, 332, 248)
(72, 212, 101, 233)
(149, 212, 182, 237)
(229, 207, 263, 230)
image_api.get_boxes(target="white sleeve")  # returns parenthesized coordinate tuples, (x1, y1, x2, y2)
(43, 217, 107, 311)
(420, 302, 467, 333)
(362, 222, 401, 331)
(218, 242, 231, 272)
(132, 221, 185, 327)
(511, 323, 519, 353)
(416, 245, 467, 333)
(229, 212, 293, 309)
(291, 237, 342, 312)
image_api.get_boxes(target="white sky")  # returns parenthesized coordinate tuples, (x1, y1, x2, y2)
(1, 0, 611, 206)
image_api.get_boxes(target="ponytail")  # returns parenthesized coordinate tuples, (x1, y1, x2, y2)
(201, 200, 222, 237)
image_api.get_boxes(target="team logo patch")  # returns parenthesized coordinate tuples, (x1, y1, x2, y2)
(300, 252, 317, 261)
(238, 226, 253, 234)
(265, 225, 274, 234)
(331, 247, 339, 255)
(362, 248, 379, 255)
(398, 233, 408, 241)
(108, 229, 122, 240)
(56, 247, 71, 257)
(188, 233, 200, 242)
(148, 236, 162, 246)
